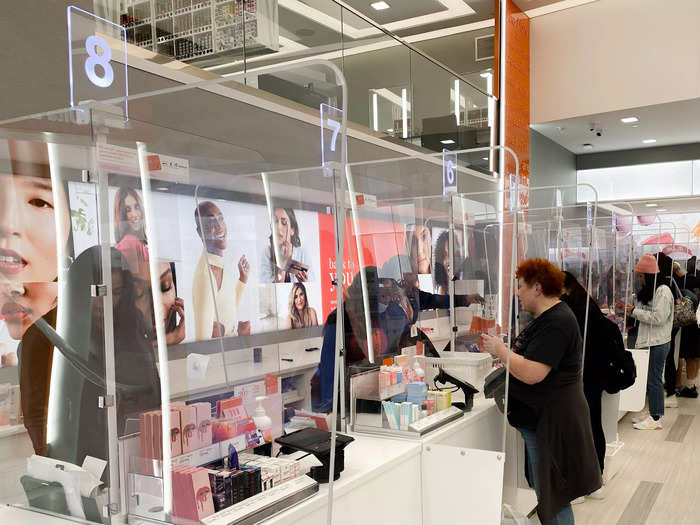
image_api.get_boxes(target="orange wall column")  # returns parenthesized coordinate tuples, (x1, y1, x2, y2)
(496, 0, 530, 327)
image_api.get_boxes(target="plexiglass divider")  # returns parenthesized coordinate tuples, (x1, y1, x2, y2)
(0, 57, 350, 525)
(336, 147, 518, 524)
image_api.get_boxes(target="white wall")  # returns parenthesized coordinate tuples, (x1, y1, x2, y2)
(531, 0, 700, 124)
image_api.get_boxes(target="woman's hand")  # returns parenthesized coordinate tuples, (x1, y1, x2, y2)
(479, 333, 507, 360)
(615, 301, 634, 314)
(290, 268, 308, 282)
(165, 298, 185, 345)
(238, 255, 250, 284)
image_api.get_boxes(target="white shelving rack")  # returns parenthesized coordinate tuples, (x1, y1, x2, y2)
(120, 0, 279, 63)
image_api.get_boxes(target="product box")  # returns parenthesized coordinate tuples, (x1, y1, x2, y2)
(179, 405, 198, 453)
(153, 411, 162, 461)
(175, 467, 215, 522)
(192, 402, 212, 449)
(212, 420, 236, 444)
(170, 409, 182, 457)
(216, 397, 247, 421)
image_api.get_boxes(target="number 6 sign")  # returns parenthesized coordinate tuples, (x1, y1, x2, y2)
(442, 148, 458, 198)
(67, 6, 128, 118)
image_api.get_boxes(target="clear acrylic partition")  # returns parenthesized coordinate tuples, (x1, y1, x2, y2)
(338, 147, 514, 522)
(516, 185, 598, 348)
(0, 58, 347, 525)
(0, 113, 111, 522)
(628, 220, 679, 345)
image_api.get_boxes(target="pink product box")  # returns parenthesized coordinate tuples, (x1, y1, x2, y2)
(379, 370, 390, 389)
(170, 410, 182, 457)
(172, 466, 214, 524)
(179, 406, 198, 454)
(192, 402, 212, 449)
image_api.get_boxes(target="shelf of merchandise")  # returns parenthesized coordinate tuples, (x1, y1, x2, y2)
(122, 0, 274, 63)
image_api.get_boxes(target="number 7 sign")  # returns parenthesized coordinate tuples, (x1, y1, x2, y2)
(321, 103, 344, 170)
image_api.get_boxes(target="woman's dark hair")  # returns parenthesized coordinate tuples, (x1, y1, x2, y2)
(344, 266, 381, 346)
(562, 271, 603, 331)
(170, 261, 177, 293)
(636, 253, 675, 305)
(434, 230, 450, 291)
(268, 207, 301, 266)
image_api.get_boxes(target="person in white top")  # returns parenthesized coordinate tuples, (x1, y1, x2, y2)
(622, 253, 674, 430)
(192, 201, 250, 340)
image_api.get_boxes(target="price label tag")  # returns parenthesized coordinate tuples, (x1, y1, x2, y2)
(67, 6, 128, 118)
(320, 103, 344, 173)
(442, 148, 458, 199)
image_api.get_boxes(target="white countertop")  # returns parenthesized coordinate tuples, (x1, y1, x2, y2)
(262, 433, 421, 524)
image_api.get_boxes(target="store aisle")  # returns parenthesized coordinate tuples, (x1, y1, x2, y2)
(569, 396, 700, 525)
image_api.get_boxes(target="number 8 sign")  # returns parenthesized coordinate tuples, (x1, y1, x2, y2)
(67, 6, 128, 117)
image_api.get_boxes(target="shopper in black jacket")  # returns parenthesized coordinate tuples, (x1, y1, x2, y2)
(561, 271, 614, 477)
(675, 259, 700, 398)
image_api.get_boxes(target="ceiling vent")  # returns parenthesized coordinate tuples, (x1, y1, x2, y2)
(475, 34, 495, 62)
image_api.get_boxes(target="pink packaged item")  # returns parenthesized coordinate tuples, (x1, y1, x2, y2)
(179, 406, 198, 453)
(212, 420, 236, 443)
(170, 409, 182, 457)
(173, 467, 215, 522)
(191, 402, 212, 449)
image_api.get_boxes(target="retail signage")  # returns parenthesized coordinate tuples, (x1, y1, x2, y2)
(320, 103, 343, 170)
(67, 6, 129, 118)
(97, 143, 189, 183)
(442, 148, 457, 199)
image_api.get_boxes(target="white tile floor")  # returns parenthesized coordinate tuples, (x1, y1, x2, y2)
(530, 394, 700, 524)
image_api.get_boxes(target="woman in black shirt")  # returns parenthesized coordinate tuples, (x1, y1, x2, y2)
(480, 258, 601, 525)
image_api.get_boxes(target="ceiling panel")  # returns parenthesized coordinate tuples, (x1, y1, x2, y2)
(532, 98, 700, 155)
(342, 0, 448, 25)
(278, 6, 343, 47)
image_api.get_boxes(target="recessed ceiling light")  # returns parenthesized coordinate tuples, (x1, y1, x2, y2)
(656, 208, 667, 212)
(645, 203, 658, 207)
(582, 143, 594, 150)
(643, 139, 657, 144)
(371, 1, 390, 10)
(440, 139, 455, 145)
(620, 117, 639, 124)
(157, 186, 169, 191)
(482, 157, 489, 161)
